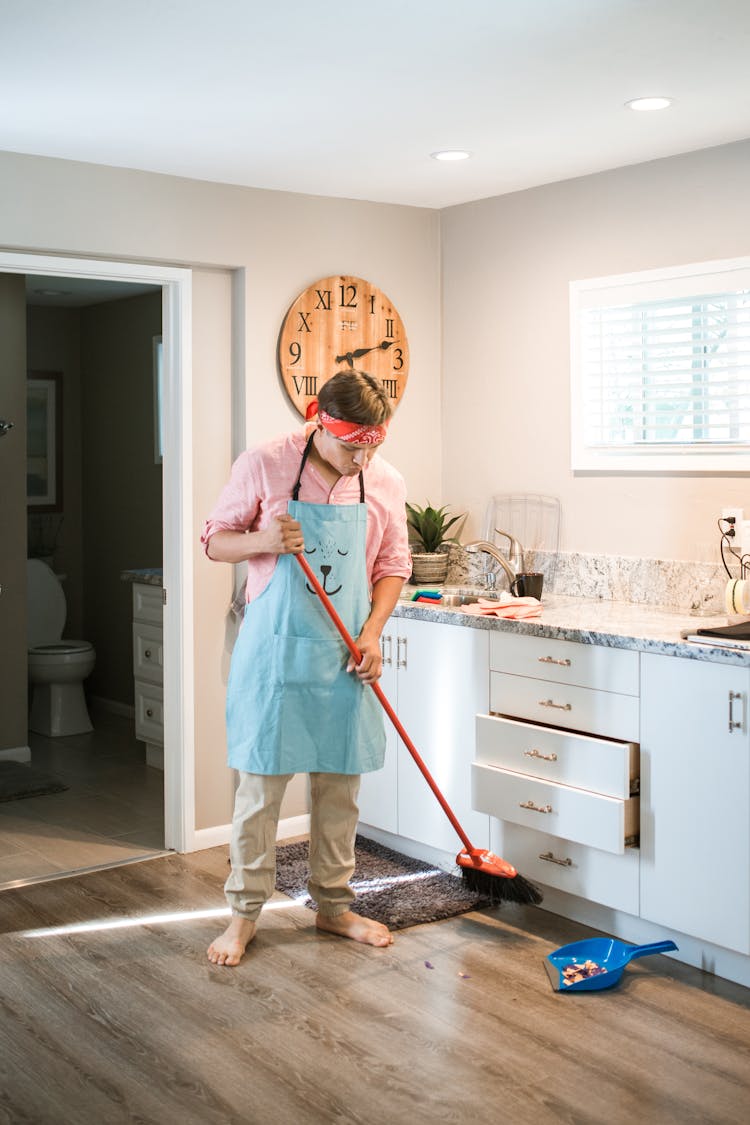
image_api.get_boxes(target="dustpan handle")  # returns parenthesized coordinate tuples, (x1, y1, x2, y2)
(627, 940, 678, 961)
(296, 552, 475, 854)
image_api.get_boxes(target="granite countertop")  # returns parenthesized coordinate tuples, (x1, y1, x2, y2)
(120, 568, 163, 587)
(393, 587, 750, 667)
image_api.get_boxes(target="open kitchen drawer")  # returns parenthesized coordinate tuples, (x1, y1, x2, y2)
(476, 713, 638, 798)
(472, 760, 638, 853)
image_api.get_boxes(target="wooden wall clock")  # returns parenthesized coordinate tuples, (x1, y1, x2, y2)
(278, 274, 409, 418)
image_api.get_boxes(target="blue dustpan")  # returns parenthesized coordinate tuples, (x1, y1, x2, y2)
(544, 937, 678, 992)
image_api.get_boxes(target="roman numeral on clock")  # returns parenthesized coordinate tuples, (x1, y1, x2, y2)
(292, 374, 318, 395)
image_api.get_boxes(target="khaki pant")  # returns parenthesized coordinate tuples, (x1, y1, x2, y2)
(224, 771, 361, 921)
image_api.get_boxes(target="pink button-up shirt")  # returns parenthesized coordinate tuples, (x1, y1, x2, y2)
(201, 429, 412, 604)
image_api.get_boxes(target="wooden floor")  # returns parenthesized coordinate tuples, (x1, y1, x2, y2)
(0, 846, 748, 1125)
(0, 709, 165, 888)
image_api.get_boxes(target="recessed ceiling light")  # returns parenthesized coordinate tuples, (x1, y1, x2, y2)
(430, 150, 471, 161)
(625, 97, 672, 112)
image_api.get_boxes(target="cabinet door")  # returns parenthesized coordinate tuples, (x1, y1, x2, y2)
(640, 653, 750, 953)
(135, 681, 164, 745)
(132, 622, 164, 685)
(357, 628, 399, 833)
(396, 618, 490, 854)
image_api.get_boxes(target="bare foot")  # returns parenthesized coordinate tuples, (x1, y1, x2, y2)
(315, 910, 393, 947)
(207, 916, 257, 966)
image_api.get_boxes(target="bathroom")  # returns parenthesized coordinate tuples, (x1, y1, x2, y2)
(0, 276, 166, 885)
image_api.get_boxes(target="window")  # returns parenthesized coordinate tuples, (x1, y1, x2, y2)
(570, 258, 750, 471)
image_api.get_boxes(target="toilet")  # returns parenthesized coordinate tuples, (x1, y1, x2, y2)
(27, 558, 96, 737)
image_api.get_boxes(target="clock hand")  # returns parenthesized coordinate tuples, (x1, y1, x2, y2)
(334, 339, 398, 363)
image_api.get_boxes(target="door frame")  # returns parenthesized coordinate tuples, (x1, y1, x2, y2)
(0, 250, 194, 852)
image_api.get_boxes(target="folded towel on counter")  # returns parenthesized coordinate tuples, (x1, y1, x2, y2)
(461, 594, 542, 619)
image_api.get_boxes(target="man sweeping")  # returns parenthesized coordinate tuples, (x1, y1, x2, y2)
(202, 370, 411, 966)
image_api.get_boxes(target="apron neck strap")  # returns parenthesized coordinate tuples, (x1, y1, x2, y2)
(292, 431, 365, 503)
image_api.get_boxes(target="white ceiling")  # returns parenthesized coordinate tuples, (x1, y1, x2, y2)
(2, 0, 750, 210)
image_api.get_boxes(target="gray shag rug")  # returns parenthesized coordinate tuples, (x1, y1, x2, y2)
(0, 761, 68, 803)
(274, 834, 489, 930)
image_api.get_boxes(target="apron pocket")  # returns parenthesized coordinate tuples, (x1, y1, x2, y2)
(271, 635, 346, 688)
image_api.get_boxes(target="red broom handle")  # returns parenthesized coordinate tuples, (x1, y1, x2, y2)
(296, 552, 476, 855)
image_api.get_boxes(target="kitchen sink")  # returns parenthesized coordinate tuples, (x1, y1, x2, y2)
(404, 589, 500, 607)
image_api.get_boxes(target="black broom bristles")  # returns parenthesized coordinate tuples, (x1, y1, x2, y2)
(461, 865, 543, 906)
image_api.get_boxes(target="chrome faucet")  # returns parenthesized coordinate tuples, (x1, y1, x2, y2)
(464, 540, 518, 591)
(494, 528, 524, 573)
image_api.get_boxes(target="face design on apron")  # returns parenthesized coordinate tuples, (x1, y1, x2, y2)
(302, 533, 349, 597)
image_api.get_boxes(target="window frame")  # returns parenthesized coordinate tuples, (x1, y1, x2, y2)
(570, 256, 750, 473)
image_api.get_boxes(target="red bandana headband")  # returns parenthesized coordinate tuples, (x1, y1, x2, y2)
(306, 400, 388, 445)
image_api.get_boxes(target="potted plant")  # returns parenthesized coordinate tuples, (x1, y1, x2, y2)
(406, 501, 466, 585)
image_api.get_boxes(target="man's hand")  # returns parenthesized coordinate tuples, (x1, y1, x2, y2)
(347, 631, 383, 685)
(265, 513, 304, 555)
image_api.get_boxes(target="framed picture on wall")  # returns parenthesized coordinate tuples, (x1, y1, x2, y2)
(27, 372, 63, 511)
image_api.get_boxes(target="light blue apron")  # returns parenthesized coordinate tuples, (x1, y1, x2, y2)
(225, 433, 385, 775)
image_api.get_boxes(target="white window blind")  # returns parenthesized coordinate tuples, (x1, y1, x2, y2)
(571, 259, 750, 471)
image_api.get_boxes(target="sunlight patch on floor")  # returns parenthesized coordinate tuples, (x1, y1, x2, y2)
(20, 897, 303, 939)
(350, 868, 443, 893)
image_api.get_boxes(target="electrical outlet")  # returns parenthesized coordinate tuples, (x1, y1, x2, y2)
(721, 507, 744, 538)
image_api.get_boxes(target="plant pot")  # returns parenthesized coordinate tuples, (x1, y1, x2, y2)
(410, 551, 450, 585)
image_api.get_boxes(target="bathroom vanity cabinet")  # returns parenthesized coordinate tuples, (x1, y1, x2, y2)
(131, 582, 164, 769)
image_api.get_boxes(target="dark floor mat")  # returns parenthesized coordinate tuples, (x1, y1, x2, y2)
(274, 833, 489, 930)
(0, 761, 68, 803)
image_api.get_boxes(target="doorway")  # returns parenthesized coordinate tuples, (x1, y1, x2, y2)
(0, 251, 194, 886)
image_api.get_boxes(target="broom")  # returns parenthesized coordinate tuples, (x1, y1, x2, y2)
(296, 553, 542, 906)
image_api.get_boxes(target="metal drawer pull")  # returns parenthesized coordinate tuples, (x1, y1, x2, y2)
(524, 749, 558, 762)
(380, 635, 393, 666)
(728, 690, 743, 733)
(538, 656, 571, 666)
(538, 699, 572, 711)
(539, 851, 572, 867)
(146, 708, 154, 718)
(144, 649, 152, 659)
(397, 636, 407, 669)
(520, 800, 553, 814)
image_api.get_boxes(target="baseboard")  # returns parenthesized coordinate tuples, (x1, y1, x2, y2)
(89, 695, 135, 719)
(0, 745, 31, 763)
(276, 813, 311, 841)
(190, 823, 232, 850)
(189, 812, 311, 853)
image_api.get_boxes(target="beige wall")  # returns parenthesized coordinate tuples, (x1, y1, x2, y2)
(0, 150, 441, 831)
(440, 139, 750, 561)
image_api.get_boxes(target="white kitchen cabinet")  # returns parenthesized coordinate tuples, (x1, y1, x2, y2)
(356, 629, 399, 834)
(640, 652, 750, 955)
(358, 616, 490, 854)
(473, 632, 640, 911)
(132, 583, 164, 770)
